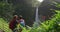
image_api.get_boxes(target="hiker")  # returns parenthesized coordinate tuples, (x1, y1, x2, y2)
(19, 15, 25, 27)
(18, 15, 25, 32)
(9, 15, 18, 32)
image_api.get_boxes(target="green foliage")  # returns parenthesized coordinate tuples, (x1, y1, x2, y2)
(0, 1, 60, 32)
(40, 10, 60, 32)
(0, 2, 15, 21)
(55, 3, 60, 8)
(0, 18, 12, 32)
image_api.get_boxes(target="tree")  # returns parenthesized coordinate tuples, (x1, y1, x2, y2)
(0, 1, 15, 21)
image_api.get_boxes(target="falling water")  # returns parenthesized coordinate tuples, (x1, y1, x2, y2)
(35, 7, 39, 22)
(33, 0, 44, 28)
(33, 7, 40, 27)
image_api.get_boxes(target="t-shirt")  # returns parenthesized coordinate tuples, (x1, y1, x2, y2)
(19, 19, 25, 27)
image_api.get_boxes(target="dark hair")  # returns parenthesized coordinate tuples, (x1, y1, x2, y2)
(19, 15, 23, 19)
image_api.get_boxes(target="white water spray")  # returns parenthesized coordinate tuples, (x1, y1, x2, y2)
(35, 7, 39, 22)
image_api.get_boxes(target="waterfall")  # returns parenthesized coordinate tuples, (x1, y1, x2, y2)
(33, 7, 39, 28)
(35, 7, 39, 22)
(33, 0, 44, 27)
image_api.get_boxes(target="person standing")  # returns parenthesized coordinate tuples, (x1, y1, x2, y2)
(19, 15, 25, 27)
(18, 15, 25, 32)
(9, 15, 18, 32)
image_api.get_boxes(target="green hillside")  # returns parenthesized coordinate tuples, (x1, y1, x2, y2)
(0, 18, 12, 32)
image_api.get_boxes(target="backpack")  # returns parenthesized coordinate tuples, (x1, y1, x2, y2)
(9, 19, 17, 30)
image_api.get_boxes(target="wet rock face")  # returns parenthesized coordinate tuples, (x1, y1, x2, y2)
(38, 0, 57, 21)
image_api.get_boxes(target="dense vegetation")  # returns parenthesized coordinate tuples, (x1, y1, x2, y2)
(0, 2, 14, 21)
(0, 7, 60, 32)
(0, 0, 60, 32)
(0, 0, 58, 26)
(0, 0, 35, 26)
(0, 18, 12, 32)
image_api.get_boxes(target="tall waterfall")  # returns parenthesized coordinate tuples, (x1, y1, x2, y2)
(33, 0, 44, 27)
(33, 7, 40, 27)
(35, 7, 39, 22)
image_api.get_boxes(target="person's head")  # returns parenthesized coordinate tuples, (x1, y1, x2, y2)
(19, 15, 23, 19)
(13, 15, 18, 19)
